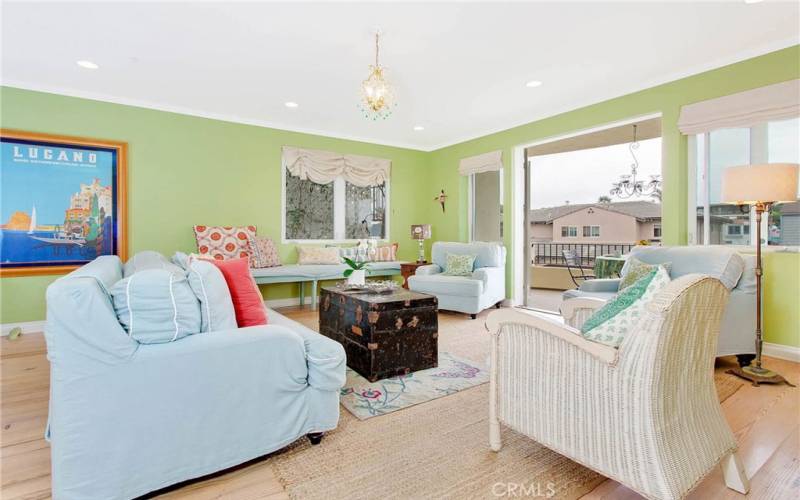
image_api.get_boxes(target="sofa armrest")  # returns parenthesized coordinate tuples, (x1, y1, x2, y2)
(134, 324, 345, 392)
(578, 278, 621, 293)
(285, 322, 347, 392)
(415, 264, 442, 276)
(472, 266, 503, 284)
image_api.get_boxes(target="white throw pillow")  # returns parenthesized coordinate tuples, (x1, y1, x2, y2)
(297, 246, 341, 265)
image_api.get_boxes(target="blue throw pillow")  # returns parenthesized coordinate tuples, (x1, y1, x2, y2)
(111, 269, 202, 344)
(186, 259, 237, 332)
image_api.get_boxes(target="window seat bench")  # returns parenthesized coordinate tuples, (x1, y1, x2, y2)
(251, 261, 404, 309)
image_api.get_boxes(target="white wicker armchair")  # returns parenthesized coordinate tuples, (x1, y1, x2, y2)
(487, 274, 749, 500)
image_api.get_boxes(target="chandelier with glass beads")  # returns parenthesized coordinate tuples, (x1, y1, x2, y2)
(360, 31, 395, 120)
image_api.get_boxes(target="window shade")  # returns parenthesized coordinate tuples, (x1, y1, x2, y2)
(458, 150, 503, 176)
(282, 146, 391, 187)
(678, 79, 800, 135)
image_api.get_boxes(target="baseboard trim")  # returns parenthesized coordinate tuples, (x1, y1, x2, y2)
(763, 342, 800, 363)
(1, 320, 46, 336)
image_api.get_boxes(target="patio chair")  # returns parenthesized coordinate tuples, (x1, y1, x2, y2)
(562, 249, 595, 287)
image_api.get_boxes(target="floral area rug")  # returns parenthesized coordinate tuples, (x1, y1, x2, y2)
(339, 351, 488, 420)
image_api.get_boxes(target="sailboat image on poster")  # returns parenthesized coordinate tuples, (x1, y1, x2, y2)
(27, 205, 36, 234)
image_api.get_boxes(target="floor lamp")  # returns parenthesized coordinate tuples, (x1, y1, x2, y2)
(722, 163, 799, 387)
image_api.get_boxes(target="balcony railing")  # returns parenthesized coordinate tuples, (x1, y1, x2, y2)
(532, 242, 635, 268)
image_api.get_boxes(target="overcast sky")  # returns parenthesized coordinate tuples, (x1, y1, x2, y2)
(529, 117, 799, 209)
(530, 137, 662, 208)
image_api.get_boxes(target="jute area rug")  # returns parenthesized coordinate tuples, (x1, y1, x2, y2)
(271, 310, 744, 500)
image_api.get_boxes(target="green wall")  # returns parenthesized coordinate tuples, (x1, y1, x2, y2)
(427, 45, 800, 348)
(2, 45, 798, 348)
(0, 87, 429, 323)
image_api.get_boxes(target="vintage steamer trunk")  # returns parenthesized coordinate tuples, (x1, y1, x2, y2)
(319, 287, 438, 382)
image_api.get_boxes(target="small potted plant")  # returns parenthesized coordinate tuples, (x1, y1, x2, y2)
(343, 257, 369, 286)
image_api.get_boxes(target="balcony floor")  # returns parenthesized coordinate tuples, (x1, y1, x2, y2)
(527, 288, 565, 313)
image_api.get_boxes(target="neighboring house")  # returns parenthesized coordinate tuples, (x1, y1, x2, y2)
(530, 201, 662, 244)
(777, 201, 800, 246)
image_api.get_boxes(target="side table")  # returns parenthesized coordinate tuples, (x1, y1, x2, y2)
(400, 261, 427, 289)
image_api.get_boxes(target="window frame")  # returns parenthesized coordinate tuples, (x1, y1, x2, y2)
(653, 223, 662, 239)
(467, 168, 504, 242)
(281, 167, 391, 244)
(688, 122, 775, 249)
(561, 225, 578, 238)
(582, 225, 600, 238)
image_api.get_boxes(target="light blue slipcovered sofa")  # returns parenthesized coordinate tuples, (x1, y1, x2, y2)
(408, 241, 506, 318)
(561, 245, 757, 363)
(44, 255, 346, 500)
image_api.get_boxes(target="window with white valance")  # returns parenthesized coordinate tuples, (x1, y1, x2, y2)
(678, 79, 800, 135)
(682, 83, 800, 247)
(461, 151, 503, 242)
(282, 146, 390, 242)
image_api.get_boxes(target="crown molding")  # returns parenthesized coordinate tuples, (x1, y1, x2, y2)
(3, 37, 797, 153)
(0, 80, 428, 152)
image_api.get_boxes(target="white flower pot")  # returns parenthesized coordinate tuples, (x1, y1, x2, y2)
(347, 269, 366, 286)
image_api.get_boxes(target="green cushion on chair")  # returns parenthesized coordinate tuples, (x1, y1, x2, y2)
(581, 265, 671, 348)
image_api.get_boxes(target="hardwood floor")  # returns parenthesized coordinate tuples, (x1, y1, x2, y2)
(2, 307, 798, 499)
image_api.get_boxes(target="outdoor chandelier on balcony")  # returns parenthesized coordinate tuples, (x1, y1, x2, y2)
(610, 124, 662, 200)
(360, 31, 395, 120)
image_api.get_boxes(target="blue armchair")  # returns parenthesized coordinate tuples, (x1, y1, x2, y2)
(44, 255, 345, 500)
(408, 241, 506, 318)
(561, 245, 757, 363)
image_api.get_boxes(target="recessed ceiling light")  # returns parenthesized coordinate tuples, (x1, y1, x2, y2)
(413, 125, 425, 131)
(525, 80, 543, 88)
(76, 60, 99, 70)
(284, 101, 299, 108)
(744, 0, 763, 4)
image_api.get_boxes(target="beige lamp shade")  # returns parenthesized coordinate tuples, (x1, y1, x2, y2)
(411, 224, 432, 240)
(721, 163, 799, 204)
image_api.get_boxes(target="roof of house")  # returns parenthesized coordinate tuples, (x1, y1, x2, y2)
(530, 200, 662, 224)
(779, 201, 800, 215)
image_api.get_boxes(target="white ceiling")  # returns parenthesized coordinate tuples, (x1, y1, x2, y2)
(2, 1, 798, 151)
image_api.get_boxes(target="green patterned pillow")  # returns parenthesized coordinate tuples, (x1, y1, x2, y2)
(581, 265, 671, 348)
(619, 257, 671, 291)
(443, 253, 476, 276)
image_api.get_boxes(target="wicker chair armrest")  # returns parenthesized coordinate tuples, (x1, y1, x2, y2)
(559, 297, 607, 330)
(487, 308, 617, 365)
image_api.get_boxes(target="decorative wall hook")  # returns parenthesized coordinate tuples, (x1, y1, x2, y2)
(434, 190, 447, 213)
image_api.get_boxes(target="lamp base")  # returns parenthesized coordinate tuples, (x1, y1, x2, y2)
(726, 365, 796, 387)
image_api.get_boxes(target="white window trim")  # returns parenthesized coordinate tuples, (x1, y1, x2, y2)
(467, 168, 504, 242)
(561, 225, 578, 238)
(281, 165, 391, 244)
(688, 120, 800, 251)
(688, 123, 775, 249)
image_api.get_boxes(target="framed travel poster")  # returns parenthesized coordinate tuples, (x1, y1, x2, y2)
(0, 130, 127, 276)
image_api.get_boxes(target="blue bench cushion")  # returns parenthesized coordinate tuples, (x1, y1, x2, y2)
(407, 274, 484, 297)
(251, 261, 401, 281)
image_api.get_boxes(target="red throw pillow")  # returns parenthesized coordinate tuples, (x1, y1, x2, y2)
(210, 257, 268, 327)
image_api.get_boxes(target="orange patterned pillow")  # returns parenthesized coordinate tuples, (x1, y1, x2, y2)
(193, 225, 256, 261)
